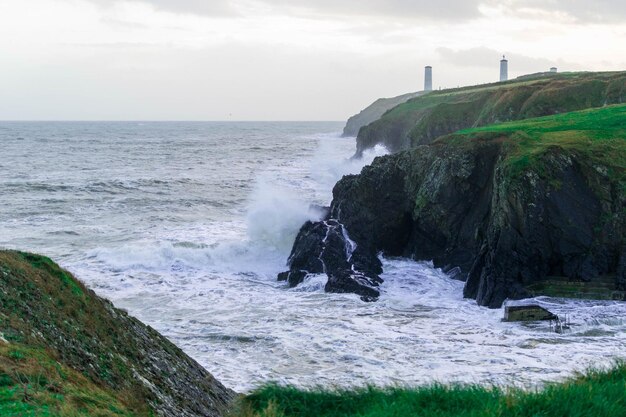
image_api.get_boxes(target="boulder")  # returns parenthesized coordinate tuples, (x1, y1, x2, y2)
(278, 220, 382, 301)
(503, 305, 558, 322)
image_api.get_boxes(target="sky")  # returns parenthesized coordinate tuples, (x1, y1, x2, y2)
(0, 0, 624, 121)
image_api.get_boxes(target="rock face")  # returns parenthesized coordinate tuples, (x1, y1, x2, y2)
(279, 220, 383, 301)
(463, 147, 625, 307)
(503, 305, 557, 322)
(281, 105, 626, 308)
(0, 251, 234, 416)
(355, 72, 626, 156)
(343, 91, 424, 137)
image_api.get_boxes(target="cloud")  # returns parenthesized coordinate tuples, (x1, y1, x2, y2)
(86, 0, 483, 20)
(436, 47, 578, 73)
(262, 0, 483, 20)
(499, 0, 626, 23)
(88, 0, 236, 16)
(84, 0, 626, 23)
(147, 0, 234, 14)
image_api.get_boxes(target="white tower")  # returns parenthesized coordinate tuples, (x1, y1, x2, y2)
(550, 67, 558, 73)
(424, 66, 433, 91)
(500, 55, 508, 82)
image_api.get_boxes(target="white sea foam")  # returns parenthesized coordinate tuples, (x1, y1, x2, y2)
(3, 122, 626, 393)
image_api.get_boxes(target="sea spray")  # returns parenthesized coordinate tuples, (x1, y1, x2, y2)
(245, 141, 389, 256)
(246, 174, 326, 254)
(309, 142, 389, 191)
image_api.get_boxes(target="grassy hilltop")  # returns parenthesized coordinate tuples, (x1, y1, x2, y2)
(355, 71, 626, 155)
(446, 104, 626, 185)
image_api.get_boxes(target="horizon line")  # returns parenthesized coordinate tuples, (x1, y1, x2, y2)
(0, 119, 345, 123)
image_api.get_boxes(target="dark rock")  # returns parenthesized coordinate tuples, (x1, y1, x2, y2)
(279, 219, 382, 301)
(503, 305, 558, 322)
(288, 271, 309, 287)
(332, 140, 501, 277)
(285, 74, 626, 305)
(464, 148, 624, 308)
(277, 270, 309, 287)
(618, 251, 626, 290)
(326, 270, 380, 301)
(278, 221, 328, 288)
(283, 134, 625, 307)
(444, 266, 465, 281)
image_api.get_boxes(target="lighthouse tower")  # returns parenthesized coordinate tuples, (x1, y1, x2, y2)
(424, 66, 433, 91)
(500, 55, 508, 82)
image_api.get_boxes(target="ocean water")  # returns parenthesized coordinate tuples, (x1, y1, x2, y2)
(1, 121, 625, 392)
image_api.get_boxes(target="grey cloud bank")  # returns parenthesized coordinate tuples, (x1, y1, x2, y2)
(260, 0, 482, 20)
(509, 0, 626, 22)
(0, 0, 624, 120)
(92, 0, 626, 22)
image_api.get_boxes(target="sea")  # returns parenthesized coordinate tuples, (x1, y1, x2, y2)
(1, 121, 625, 392)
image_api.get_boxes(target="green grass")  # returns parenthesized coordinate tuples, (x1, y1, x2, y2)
(0, 344, 135, 416)
(456, 103, 626, 139)
(357, 70, 625, 151)
(448, 104, 626, 183)
(20, 252, 85, 297)
(0, 250, 153, 415)
(1, 249, 234, 416)
(238, 363, 626, 417)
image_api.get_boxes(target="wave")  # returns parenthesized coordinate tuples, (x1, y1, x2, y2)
(245, 140, 389, 255)
(85, 136, 388, 285)
(1, 178, 204, 195)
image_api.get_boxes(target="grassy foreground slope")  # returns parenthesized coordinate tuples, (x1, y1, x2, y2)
(0, 343, 137, 416)
(238, 364, 626, 417)
(0, 250, 234, 416)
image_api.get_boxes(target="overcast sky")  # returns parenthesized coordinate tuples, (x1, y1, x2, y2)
(0, 0, 624, 121)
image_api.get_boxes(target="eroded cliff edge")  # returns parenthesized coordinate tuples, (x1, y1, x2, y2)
(280, 104, 626, 308)
(343, 91, 424, 137)
(0, 250, 234, 416)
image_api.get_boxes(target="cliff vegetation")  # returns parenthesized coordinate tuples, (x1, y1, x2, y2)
(355, 71, 626, 155)
(342, 91, 424, 137)
(0, 250, 234, 416)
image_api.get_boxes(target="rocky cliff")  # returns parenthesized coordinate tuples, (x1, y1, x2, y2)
(356, 71, 626, 156)
(0, 250, 234, 416)
(280, 105, 626, 308)
(342, 91, 424, 137)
